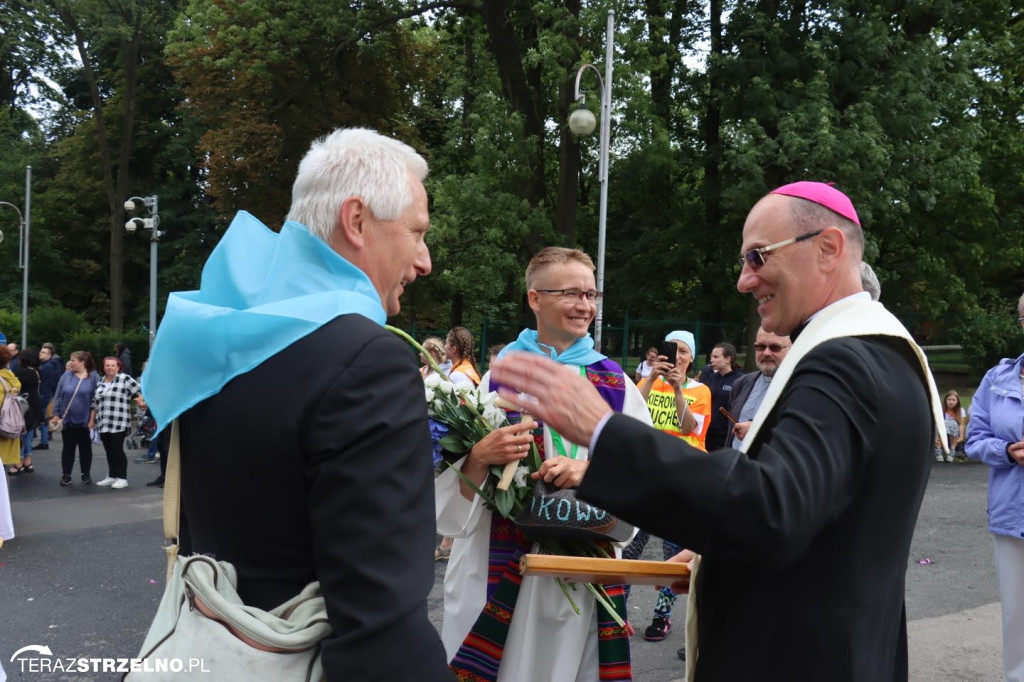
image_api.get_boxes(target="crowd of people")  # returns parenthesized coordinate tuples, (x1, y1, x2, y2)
(0, 342, 158, 546)
(1, 127, 1018, 682)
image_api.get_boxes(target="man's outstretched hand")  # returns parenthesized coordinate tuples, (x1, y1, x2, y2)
(490, 352, 613, 448)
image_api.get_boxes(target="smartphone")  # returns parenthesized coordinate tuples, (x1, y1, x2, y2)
(657, 340, 678, 367)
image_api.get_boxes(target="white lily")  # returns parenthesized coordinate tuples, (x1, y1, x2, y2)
(482, 405, 507, 430)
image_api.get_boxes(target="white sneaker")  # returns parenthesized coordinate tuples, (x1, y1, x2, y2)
(111, 478, 129, 489)
(96, 477, 116, 486)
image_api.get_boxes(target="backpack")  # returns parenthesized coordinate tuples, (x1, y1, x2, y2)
(0, 374, 26, 439)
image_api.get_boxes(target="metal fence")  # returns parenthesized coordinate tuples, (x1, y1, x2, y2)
(399, 315, 749, 374)
(398, 320, 970, 378)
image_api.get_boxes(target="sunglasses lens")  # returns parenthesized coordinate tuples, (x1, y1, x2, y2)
(744, 251, 763, 269)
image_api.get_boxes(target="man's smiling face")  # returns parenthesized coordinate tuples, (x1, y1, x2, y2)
(528, 261, 597, 351)
(737, 194, 826, 336)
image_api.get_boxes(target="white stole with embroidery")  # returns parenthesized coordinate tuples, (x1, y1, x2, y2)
(685, 297, 945, 682)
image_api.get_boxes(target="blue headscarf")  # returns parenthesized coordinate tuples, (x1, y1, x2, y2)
(498, 328, 606, 366)
(143, 211, 386, 427)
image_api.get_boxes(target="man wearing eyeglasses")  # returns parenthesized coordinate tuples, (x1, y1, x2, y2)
(437, 246, 653, 681)
(491, 181, 947, 681)
(726, 328, 790, 448)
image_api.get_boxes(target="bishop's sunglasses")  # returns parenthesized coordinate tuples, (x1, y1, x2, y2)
(738, 230, 823, 270)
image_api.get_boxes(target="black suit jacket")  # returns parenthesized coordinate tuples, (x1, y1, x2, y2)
(579, 336, 932, 681)
(725, 370, 761, 448)
(726, 369, 759, 418)
(179, 314, 451, 681)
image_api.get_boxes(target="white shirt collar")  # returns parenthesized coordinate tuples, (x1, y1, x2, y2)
(805, 291, 872, 325)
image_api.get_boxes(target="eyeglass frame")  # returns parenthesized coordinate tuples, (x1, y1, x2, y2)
(753, 343, 790, 353)
(534, 288, 604, 303)
(738, 230, 824, 270)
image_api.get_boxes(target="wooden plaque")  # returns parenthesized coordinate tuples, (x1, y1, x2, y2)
(519, 554, 690, 586)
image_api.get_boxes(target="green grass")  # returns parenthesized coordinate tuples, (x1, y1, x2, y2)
(925, 349, 969, 373)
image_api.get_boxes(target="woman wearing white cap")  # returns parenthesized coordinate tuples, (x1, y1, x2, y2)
(634, 329, 711, 645)
(637, 330, 711, 450)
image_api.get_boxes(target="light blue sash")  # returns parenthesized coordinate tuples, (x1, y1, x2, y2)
(498, 328, 606, 366)
(143, 211, 385, 427)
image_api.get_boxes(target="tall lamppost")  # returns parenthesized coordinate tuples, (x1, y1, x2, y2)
(568, 10, 614, 351)
(0, 166, 29, 347)
(124, 195, 160, 349)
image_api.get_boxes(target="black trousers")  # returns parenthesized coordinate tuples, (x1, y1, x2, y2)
(61, 425, 93, 478)
(157, 426, 170, 479)
(100, 430, 128, 479)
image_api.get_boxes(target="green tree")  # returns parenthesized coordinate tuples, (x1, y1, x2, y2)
(43, 0, 179, 330)
(165, 0, 434, 224)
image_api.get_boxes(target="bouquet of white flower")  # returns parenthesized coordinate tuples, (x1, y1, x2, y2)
(387, 325, 630, 627)
(397, 329, 538, 519)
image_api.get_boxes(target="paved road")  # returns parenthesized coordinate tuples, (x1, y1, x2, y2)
(0, 439, 1003, 681)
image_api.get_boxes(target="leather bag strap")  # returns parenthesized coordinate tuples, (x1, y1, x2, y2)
(59, 377, 83, 421)
(162, 420, 181, 583)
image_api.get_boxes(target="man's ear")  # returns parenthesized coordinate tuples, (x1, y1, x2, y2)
(526, 288, 541, 315)
(331, 196, 367, 252)
(817, 226, 845, 272)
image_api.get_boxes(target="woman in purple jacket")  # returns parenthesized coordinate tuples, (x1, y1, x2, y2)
(51, 351, 100, 486)
(966, 291, 1024, 682)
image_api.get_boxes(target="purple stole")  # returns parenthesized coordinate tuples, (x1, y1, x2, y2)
(450, 359, 632, 681)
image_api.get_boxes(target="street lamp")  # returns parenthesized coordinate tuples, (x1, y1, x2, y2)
(0, 166, 30, 347)
(0, 203, 18, 244)
(124, 195, 160, 349)
(569, 10, 614, 351)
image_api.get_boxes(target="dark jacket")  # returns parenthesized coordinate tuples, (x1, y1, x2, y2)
(580, 336, 932, 681)
(725, 370, 762, 448)
(702, 367, 746, 450)
(117, 348, 132, 378)
(178, 314, 452, 681)
(726, 369, 760, 418)
(15, 366, 41, 430)
(39, 356, 63, 403)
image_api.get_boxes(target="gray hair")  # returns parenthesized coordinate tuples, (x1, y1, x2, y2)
(860, 262, 881, 301)
(285, 128, 428, 243)
(789, 197, 864, 260)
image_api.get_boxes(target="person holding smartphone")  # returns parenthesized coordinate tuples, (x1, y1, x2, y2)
(637, 330, 711, 451)
(634, 329, 711, 645)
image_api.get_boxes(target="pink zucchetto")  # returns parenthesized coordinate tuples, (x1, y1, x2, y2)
(770, 181, 861, 227)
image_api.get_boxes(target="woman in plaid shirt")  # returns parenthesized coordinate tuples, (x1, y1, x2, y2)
(88, 357, 142, 489)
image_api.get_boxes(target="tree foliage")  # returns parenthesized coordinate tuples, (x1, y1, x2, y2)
(0, 0, 1020, 357)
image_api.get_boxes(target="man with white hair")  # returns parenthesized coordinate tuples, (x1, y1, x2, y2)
(144, 128, 452, 679)
(491, 181, 945, 681)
